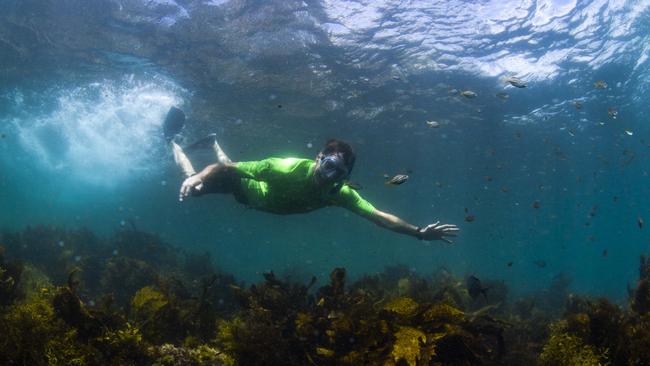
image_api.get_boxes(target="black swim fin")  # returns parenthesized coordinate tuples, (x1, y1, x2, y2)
(185, 133, 217, 151)
(163, 106, 186, 142)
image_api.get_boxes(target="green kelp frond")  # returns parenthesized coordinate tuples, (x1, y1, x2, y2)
(153, 343, 234, 366)
(0, 297, 56, 364)
(539, 322, 608, 366)
(422, 303, 465, 323)
(383, 297, 419, 317)
(45, 328, 97, 366)
(18, 264, 54, 302)
(215, 317, 245, 356)
(100, 322, 153, 364)
(132, 286, 168, 316)
(0, 296, 96, 366)
(388, 326, 427, 366)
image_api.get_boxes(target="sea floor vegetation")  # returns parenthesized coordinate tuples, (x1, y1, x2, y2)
(1, 225, 649, 365)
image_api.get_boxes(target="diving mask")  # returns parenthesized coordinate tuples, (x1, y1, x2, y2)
(318, 154, 349, 182)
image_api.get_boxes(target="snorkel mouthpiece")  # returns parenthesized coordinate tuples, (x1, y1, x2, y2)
(319, 154, 348, 181)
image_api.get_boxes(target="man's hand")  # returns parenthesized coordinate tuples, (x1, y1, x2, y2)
(179, 175, 203, 201)
(418, 221, 459, 243)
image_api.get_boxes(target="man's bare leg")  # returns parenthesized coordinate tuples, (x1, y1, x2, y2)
(171, 141, 197, 178)
(213, 138, 232, 164)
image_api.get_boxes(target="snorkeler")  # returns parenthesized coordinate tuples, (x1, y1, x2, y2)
(165, 109, 459, 243)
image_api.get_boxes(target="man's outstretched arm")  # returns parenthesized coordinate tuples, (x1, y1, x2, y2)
(367, 209, 459, 243)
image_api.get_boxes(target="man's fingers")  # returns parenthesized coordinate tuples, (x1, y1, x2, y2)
(438, 225, 459, 231)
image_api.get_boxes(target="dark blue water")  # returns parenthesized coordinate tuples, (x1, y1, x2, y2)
(1, 0, 649, 300)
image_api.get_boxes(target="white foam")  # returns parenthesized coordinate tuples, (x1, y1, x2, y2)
(11, 75, 184, 186)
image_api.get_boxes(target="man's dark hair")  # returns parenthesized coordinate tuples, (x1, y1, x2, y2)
(321, 139, 356, 174)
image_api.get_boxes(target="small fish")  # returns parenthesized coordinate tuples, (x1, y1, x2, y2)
(466, 275, 489, 301)
(602, 249, 608, 257)
(426, 120, 440, 128)
(345, 182, 363, 190)
(607, 107, 618, 119)
(465, 214, 476, 222)
(500, 186, 509, 193)
(533, 260, 547, 268)
(532, 200, 541, 209)
(460, 90, 477, 98)
(0, 133, 5, 139)
(504, 76, 526, 88)
(384, 174, 409, 185)
(594, 80, 608, 89)
(625, 130, 634, 136)
(507, 261, 513, 267)
(638, 217, 644, 229)
(573, 101, 582, 110)
(464, 207, 469, 213)
(496, 92, 509, 100)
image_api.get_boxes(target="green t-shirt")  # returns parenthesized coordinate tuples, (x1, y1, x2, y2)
(235, 158, 375, 216)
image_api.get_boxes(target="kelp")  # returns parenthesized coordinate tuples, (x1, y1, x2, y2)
(152, 343, 234, 366)
(539, 321, 607, 366)
(0, 245, 23, 306)
(631, 254, 650, 315)
(216, 267, 505, 366)
(4, 226, 650, 365)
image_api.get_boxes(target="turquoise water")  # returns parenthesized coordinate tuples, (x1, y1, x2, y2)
(1, 0, 649, 301)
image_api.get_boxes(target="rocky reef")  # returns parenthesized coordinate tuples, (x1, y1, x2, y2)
(1, 225, 650, 365)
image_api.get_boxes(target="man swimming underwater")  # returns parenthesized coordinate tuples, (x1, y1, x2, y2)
(167, 109, 459, 243)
